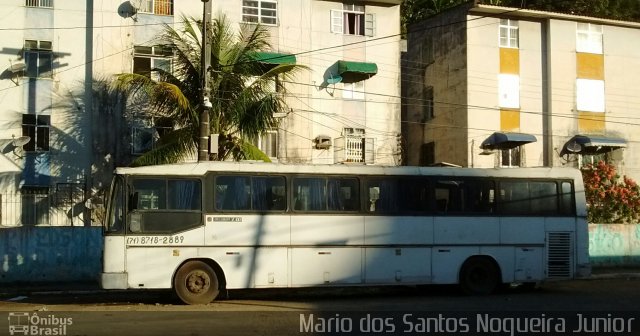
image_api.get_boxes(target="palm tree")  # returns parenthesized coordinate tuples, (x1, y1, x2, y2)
(111, 15, 304, 166)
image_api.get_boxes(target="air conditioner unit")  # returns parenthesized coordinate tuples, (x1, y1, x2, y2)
(314, 135, 332, 150)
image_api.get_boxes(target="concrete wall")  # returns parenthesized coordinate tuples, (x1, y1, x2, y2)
(589, 223, 640, 267)
(0, 227, 102, 283)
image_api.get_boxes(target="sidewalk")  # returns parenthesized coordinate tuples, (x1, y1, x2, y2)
(588, 266, 640, 280)
(2, 267, 640, 298)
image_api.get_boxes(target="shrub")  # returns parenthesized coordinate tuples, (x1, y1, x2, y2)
(581, 161, 640, 223)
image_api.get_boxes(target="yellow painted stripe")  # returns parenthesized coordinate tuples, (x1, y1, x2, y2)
(576, 53, 604, 80)
(500, 109, 520, 131)
(500, 48, 520, 75)
(578, 112, 605, 133)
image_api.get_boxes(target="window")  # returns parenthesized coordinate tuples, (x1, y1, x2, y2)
(498, 74, 520, 108)
(133, 46, 172, 80)
(398, 179, 430, 212)
(55, 183, 83, 207)
(138, 0, 173, 15)
(499, 181, 558, 215)
(559, 182, 575, 215)
(26, 0, 53, 8)
(24, 40, 52, 78)
(344, 128, 365, 163)
(22, 114, 49, 152)
(252, 130, 278, 159)
(131, 127, 156, 155)
(500, 147, 521, 167)
(331, 4, 375, 36)
(293, 177, 358, 212)
(20, 186, 50, 225)
(242, 0, 277, 25)
(499, 19, 519, 48)
(343, 81, 364, 100)
(434, 179, 495, 214)
(215, 175, 286, 211)
(576, 79, 605, 112)
(132, 179, 201, 211)
(420, 142, 435, 166)
(129, 178, 202, 233)
(106, 177, 125, 233)
(577, 23, 603, 54)
(367, 178, 398, 213)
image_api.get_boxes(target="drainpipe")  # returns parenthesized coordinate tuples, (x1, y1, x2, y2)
(542, 18, 553, 167)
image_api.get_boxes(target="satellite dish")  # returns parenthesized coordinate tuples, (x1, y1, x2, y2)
(12, 136, 31, 147)
(327, 75, 342, 84)
(565, 141, 582, 153)
(118, 1, 138, 20)
(9, 62, 26, 73)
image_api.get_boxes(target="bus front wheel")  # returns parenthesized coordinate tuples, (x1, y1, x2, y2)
(459, 257, 501, 295)
(174, 261, 220, 305)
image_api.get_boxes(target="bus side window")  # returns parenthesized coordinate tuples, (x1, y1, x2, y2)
(216, 176, 250, 211)
(366, 179, 398, 213)
(500, 181, 529, 214)
(293, 177, 326, 211)
(252, 176, 286, 211)
(559, 182, 574, 215)
(132, 179, 166, 210)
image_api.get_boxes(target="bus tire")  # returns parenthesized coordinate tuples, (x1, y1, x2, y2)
(459, 257, 501, 295)
(174, 260, 219, 305)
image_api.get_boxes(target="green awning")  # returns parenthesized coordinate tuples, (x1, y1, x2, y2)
(251, 52, 296, 65)
(335, 60, 378, 83)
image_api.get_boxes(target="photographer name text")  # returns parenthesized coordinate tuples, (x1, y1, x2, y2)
(300, 313, 635, 335)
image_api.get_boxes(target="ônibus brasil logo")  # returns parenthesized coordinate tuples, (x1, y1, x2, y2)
(8, 312, 72, 336)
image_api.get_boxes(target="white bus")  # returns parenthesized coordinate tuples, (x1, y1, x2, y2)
(101, 162, 591, 304)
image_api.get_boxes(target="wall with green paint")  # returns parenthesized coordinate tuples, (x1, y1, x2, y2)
(589, 224, 640, 267)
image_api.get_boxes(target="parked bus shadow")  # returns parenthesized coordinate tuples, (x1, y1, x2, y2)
(0, 283, 544, 306)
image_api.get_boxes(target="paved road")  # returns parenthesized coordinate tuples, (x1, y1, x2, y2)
(1, 278, 639, 336)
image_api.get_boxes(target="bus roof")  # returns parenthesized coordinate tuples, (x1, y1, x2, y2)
(114, 162, 583, 180)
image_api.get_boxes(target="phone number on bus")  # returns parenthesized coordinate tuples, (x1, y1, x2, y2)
(126, 236, 185, 245)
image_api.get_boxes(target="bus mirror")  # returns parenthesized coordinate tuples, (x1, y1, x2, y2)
(129, 192, 139, 211)
(129, 212, 142, 233)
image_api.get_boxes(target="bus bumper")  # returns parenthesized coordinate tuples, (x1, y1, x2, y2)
(101, 272, 128, 289)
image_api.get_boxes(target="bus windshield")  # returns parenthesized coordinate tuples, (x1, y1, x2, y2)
(106, 176, 125, 233)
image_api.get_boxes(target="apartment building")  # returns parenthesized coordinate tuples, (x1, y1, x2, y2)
(0, 0, 402, 226)
(404, 3, 640, 182)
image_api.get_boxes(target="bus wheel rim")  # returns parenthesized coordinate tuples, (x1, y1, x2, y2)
(186, 271, 210, 294)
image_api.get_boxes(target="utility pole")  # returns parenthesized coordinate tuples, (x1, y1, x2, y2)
(198, 0, 212, 161)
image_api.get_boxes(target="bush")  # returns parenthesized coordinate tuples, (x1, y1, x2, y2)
(581, 161, 640, 223)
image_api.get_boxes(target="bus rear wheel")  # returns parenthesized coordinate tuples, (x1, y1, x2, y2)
(174, 261, 219, 305)
(459, 257, 501, 295)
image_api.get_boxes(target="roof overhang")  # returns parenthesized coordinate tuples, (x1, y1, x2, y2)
(480, 132, 537, 150)
(471, 4, 640, 29)
(561, 134, 627, 155)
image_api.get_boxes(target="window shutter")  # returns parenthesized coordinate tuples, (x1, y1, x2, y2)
(365, 13, 375, 37)
(331, 9, 343, 34)
(364, 137, 375, 164)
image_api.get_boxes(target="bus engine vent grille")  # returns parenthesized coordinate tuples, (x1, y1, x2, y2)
(546, 232, 572, 278)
